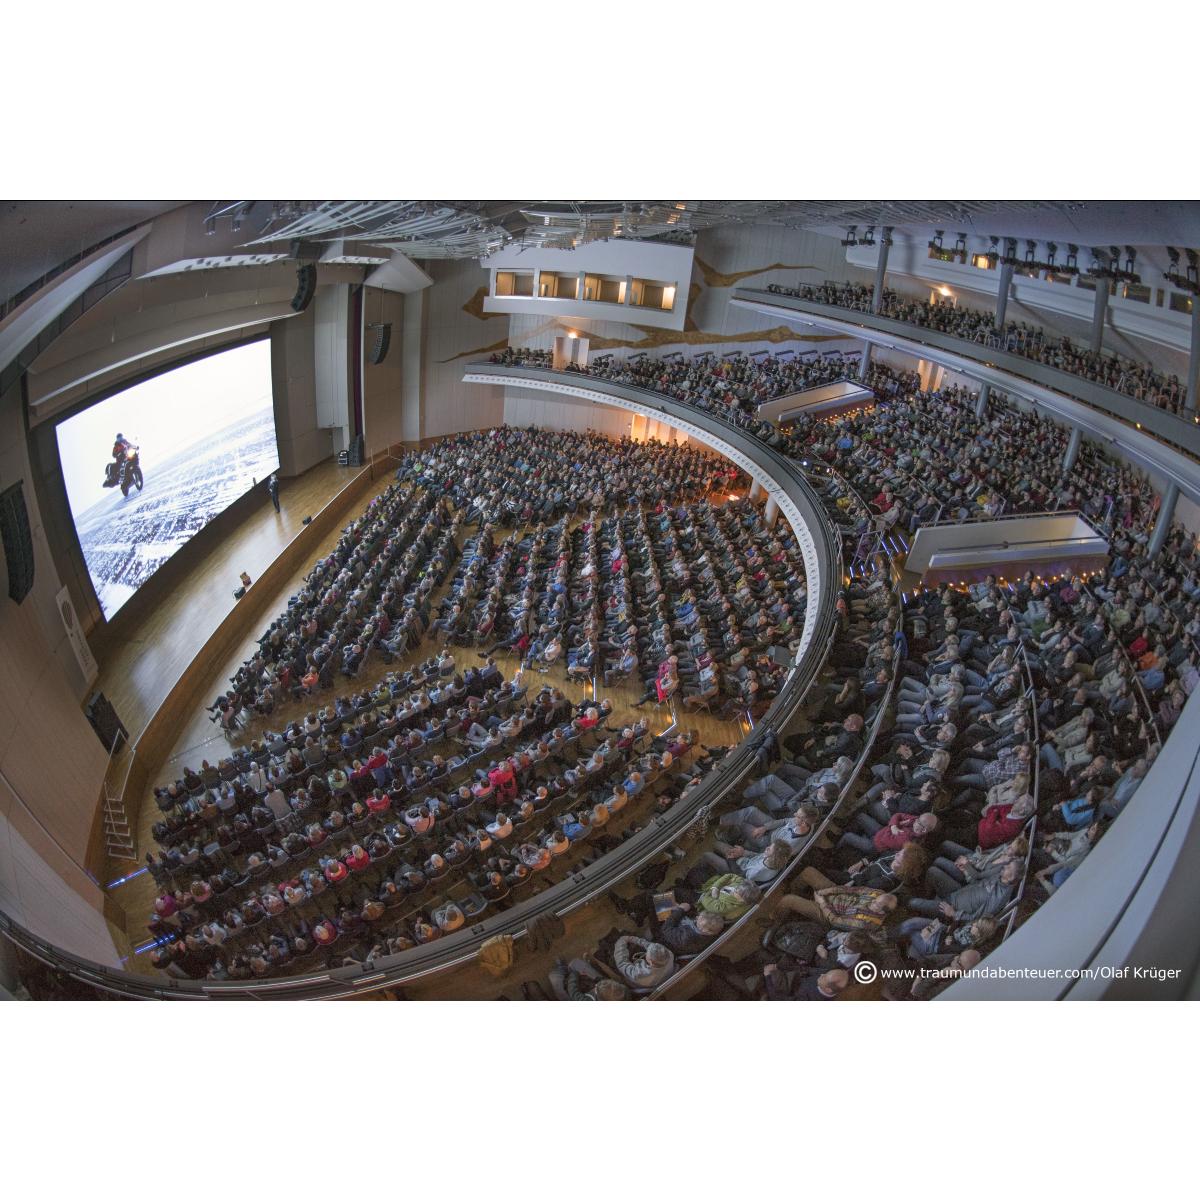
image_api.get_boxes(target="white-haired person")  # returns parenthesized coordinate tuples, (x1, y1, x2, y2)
(611, 934, 675, 988)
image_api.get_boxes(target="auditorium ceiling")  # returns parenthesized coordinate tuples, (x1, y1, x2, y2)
(236, 200, 1200, 261)
(5, 200, 1199, 308)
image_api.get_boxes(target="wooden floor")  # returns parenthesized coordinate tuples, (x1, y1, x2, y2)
(103, 491, 749, 979)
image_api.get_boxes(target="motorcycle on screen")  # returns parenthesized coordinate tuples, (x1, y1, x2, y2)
(102, 443, 145, 497)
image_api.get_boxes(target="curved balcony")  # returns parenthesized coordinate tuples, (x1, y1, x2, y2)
(0, 367, 842, 999)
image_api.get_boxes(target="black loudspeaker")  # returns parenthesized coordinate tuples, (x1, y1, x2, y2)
(368, 323, 392, 365)
(0, 480, 34, 604)
(290, 264, 317, 313)
(85, 691, 128, 754)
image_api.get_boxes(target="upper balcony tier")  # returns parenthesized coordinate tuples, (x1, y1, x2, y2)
(730, 287, 1200, 494)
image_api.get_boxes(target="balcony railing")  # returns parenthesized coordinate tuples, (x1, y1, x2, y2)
(732, 289, 1200, 462)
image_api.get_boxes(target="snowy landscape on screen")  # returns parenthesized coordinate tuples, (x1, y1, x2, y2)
(56, 341, 278, 619)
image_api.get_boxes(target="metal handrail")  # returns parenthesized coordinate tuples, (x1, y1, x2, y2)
(927, 508, 1082, 528)
(1082, 584, 1164, 750)
(1001, 618, 1042, 942)
(926, 535, 1106, 561)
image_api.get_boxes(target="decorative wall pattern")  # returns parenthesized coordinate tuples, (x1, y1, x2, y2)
(692, 256, 818, 289)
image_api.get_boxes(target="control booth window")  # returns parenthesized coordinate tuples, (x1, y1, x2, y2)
(630, 278, 677, 311)
(538, 273, 580, 299)
(495, 270, 534, 297)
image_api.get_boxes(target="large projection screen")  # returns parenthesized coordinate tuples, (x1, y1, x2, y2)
(55, 340, 279, 619)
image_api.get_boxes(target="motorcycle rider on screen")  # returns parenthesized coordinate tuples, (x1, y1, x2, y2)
(103, 432, 144, 497)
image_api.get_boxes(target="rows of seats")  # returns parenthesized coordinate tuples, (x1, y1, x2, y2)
(153, 657, 516, 855)
(148, 658, 722, 979)
(398, 425, 732, 526)
(766, 279, 1188, 417)
(210, 485, 455, 726)
(618, 500, 800, 716)
(480, 351, 1183, 999)
(143, 422, 777, 981)
(791, 382, 1154, 538)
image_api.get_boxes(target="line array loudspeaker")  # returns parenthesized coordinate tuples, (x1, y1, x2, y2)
(291, 264, 317, 313)
(0, 480, 34, 604)
(368, 323, 392, 364)
(85, 691, 128, 753)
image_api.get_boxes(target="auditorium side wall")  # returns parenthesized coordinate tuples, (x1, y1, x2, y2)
(421, 259, 509, 440)
(0, 375, 121, 964)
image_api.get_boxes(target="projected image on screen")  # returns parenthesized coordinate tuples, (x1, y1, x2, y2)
(56, 340, 279, 619)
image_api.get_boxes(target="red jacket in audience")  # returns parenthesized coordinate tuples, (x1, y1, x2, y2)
(872, 813, 923, 853)
(978, 803, 1026, 849)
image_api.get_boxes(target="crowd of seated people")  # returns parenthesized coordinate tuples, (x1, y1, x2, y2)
(766, 279, 1188, 416)
(400, 425, 732, 529)
(208, 427, 727, 732)
(434, 484, 805, 722)
(488, 346, 553, 368)
(501, 343, 856, 414)
(612, 566, 1156, 1001)
(544, 519, 901, 999)
(208, 485, 455, 727)
(491, 348, 1196, 999)
(1090, 535, 1200, 743)
(739, 566, 1164, 998)
(789, 382, 1156, 537)
(610, 498, 803, 716)
(150, 336, 1200, 995)
(147, 658, 722, 980)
